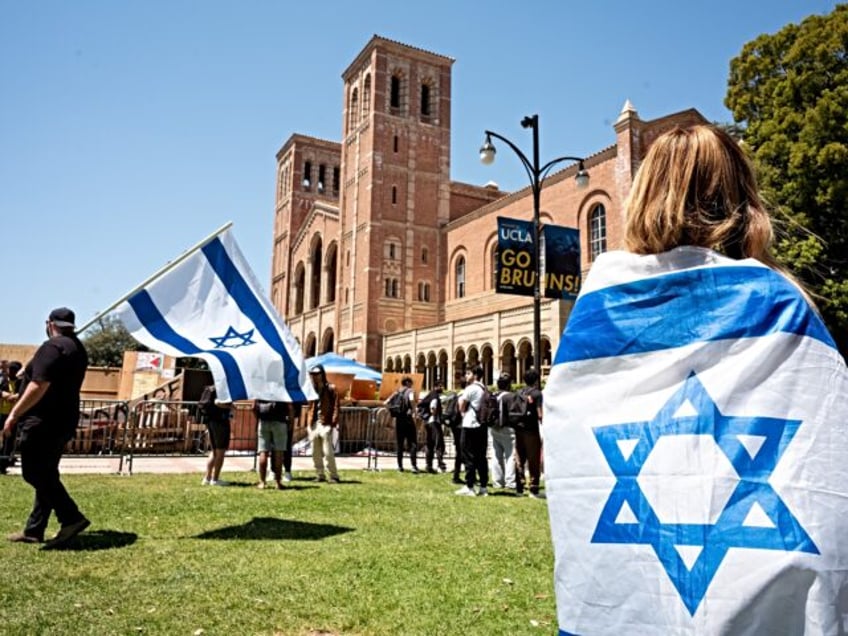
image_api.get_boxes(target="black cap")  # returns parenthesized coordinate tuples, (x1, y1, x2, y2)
(48, 307, 76, 329)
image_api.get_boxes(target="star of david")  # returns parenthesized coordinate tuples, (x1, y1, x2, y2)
(591, 371, 818, 616)
(209, 326, 256, 349)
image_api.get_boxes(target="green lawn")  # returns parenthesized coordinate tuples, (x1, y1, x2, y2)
(0, 470, 556, 635)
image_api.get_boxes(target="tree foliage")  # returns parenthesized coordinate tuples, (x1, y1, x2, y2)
(81, 316, 148, 368)
(725, 4, 848, 355)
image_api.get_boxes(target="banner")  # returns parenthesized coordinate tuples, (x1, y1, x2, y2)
(496, 217, 535, 297)
(543, 247, 848, 634)
(114, 228, 317, 404)
(543, 224, 581, 300)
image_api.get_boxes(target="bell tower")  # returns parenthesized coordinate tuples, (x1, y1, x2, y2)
(336, 36, 454, 368)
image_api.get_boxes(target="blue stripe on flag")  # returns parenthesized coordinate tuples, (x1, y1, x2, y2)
(127, 290, 248, 399)
(202, 237, 309, 402)
(556, 266, 834, 364)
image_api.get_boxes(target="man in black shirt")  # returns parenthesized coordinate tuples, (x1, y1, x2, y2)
(2, 307, 90, 548)
(514, 367, 544, 498)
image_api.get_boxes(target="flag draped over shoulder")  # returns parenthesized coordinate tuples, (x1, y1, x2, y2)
(115, 228, 317, 403)
(544, 246, 848, 635)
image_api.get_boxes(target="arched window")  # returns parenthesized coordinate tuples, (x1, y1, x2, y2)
(590, 204, 607, 261)
(349, 87, 359, 131)
(362, 74, 371, 121)
(303, 161, 312, 190)
(421, 247, 428, 264)
(318, 164, 326, 194)
(420, 83, 430, 118)
(390, 72, 407, 115)
(385, 278, 399, 298)
(391, 185, 397, 205)
(293, 263, 305, 315)
(310, 239, 322, 309)
(326, 244, 337, 303)
(390, 75, 401, 110)
(456, 256, 466, 299)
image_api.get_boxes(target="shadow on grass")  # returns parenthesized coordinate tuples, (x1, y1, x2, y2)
(193, 516, 353, 541)
(42, 530, 138, 552)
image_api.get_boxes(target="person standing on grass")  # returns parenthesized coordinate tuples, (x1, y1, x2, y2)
(387, 376, 419, 473)
(254, 400, 288, 489)
(0, 361, 23, 474)
(308, 365, 340, 483)
(489, 372, 517, 492)
(420, 379, 447, 474)
(2, 307, 90, 548)
(199, 384, 232, 486)
(455, 366, 489, 497)
(514, 367, 544, 499)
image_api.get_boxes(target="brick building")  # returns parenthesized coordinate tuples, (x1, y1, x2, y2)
(271, 35, 706, 389)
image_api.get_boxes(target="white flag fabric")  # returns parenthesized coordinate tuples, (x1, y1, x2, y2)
(115, 228, 317, 403)
(544, 246, 848, 635)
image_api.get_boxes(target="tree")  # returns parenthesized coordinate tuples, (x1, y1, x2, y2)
(725, 5, 848, 356)
(82, 316, 148, 367)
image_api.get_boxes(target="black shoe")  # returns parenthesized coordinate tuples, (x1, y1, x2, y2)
(452, 476, 464, 485)
(426, 467, 438, 474)
(42, 518, 90, 550)
(410, 466, 420, 474)
(397, 466, 405, 472)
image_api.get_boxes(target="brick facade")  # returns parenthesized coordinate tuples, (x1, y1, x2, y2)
(271, 36, 706, 389)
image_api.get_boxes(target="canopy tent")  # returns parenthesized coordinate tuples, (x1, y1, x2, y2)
(305, 352, 382, 385)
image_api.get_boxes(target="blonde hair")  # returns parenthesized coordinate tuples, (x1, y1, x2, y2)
(624, 124, 812, 300)
(625, 125, 778, 259)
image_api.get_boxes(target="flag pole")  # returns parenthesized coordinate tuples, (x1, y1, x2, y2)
(76, 221, 234, 334)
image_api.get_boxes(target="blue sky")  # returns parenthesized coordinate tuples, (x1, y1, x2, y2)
(0, 0, 837, 346)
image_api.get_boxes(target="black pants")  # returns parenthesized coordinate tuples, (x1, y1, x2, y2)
(424, 420, 446, 470)
(514, 427, 543, 495)
(450, 424, 463, 480)
(395, 415, 418, 469)
(20, 429, 85, 539)
(282, 417, 294, 473)
(0, 414, 15, 472)
(461, 426, 489, 489)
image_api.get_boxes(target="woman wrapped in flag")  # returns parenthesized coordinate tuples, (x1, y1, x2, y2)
(545, 125, 848, 635)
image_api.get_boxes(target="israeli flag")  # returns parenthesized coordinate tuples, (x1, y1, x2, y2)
(544, 246, 848, 635)
(115, 228, 317, 403)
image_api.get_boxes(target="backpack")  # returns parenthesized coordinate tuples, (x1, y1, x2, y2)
(442, 393, 460, 426)
(417, 391, 436, 420)
(503, 389, 532, 428)
(387, 389, 409, 417)
(474, 383, 500, 427)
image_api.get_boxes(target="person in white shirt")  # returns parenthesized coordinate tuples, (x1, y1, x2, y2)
(455, 366, 489, 496)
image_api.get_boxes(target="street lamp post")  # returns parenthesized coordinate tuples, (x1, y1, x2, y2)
(480, 114, 589, 383)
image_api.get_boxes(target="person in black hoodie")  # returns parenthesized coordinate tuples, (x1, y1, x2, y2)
(2, 308, 90, 548)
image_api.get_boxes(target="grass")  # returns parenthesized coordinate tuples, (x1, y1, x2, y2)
(0, 469, 556, 635)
